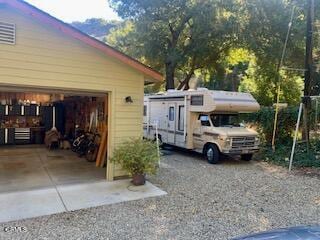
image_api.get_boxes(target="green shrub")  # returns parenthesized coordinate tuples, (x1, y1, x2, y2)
(257, 140, 320, 168)
(243, 106, 320, 168)
(242, 106, 299, 145)
(110, 138, 159, 175)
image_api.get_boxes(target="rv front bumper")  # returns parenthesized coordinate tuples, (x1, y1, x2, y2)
(222, 148, 259, 155)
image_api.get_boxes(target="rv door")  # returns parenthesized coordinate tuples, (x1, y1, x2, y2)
(167, 104, 176, 144)
(193, 114, 210, 151)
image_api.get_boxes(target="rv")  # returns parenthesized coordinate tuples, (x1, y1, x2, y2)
(143, 89, 260, 164)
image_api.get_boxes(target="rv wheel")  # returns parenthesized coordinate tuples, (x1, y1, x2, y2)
(205, 144, 220, 164)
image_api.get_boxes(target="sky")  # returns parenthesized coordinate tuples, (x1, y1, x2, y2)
(25, 0, 120, 23)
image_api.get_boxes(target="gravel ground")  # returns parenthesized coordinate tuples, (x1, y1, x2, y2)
(1, 150, 320, 240)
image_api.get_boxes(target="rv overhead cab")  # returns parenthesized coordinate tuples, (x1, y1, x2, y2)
(143, 89, 260, 164)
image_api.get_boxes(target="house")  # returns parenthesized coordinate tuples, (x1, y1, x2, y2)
(0, 0, 163, 181)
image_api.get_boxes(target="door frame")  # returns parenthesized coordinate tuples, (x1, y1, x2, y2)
(0, 84, 114, 181)
(167, 103, 176, 144)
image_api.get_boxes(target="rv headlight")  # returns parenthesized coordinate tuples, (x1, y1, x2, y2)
(218, 135, 228, 141)
(224, 137, 231, 147)
(254, 137, 260, 144)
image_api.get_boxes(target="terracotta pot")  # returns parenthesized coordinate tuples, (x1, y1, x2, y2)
(131, 174, 146, 186)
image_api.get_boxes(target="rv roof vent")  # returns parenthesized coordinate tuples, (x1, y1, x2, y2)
(0, 21, 15, 45)
(167, 90, 180, 94)
(197, 88, 208, 91)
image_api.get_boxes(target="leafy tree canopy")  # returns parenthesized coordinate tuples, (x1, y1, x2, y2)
(86, 0, 320, 106)
(109, 0, 240, 90)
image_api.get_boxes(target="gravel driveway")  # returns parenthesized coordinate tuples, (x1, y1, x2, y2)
(1, 150, 320, 240)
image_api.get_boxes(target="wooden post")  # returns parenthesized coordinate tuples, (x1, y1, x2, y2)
(96, 95, 108, 167)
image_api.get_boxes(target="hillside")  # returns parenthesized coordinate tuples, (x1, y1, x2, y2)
(71, 18, 121, 41)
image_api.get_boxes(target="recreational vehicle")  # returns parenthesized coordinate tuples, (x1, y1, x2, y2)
(143, 89, 260, 164)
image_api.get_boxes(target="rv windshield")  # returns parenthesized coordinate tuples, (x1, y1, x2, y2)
(210, 114, 241, 127)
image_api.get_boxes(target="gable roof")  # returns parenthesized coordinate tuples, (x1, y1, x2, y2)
(0, 0, 163, 82)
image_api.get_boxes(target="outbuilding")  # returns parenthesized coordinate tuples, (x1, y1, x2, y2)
(0, 0, 163, 181)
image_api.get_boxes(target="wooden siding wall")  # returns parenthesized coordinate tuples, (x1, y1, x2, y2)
(0, 6, 145, 179)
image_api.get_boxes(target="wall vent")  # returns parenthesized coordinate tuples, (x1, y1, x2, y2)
(0, 21, 15, 45)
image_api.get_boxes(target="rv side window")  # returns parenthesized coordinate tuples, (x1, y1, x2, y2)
(178, 106, 184, 131)
(143, 105, 147, 116)
(199, 114, 211, 126)
(191, 95, 204, 106)
(169, 107, 175, 121)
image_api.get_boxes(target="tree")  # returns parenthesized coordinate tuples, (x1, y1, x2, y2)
(108, 0, 240, 90)
(106, 0, 318, 106)
(241, 0, 306, 104)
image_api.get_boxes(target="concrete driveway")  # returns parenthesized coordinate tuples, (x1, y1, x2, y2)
(0, 146, 106, 193)
(0, 146, 166, 223)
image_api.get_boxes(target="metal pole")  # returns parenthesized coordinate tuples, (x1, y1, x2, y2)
(155, 122, 160, 167)
(289, 103, 303, 171)
(272, 85, 281, 151)
(183, 96, 187, 142)
(315, 98, 318, 128)
(52, 106, 56, 129)
(271, 6, 296, 150)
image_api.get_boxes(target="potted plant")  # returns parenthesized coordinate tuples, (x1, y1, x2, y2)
(110, 138, 159, 185)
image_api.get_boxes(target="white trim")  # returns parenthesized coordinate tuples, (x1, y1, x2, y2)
(0, 84, 110, 97)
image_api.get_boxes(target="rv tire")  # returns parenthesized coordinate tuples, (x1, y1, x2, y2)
(205, 144, 220, 164)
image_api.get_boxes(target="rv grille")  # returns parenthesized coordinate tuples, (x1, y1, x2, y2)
(231, 136, 255, 149)
(0, 22, 16, 45)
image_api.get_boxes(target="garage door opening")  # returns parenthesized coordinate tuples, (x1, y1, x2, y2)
(0, 91, 109, 193)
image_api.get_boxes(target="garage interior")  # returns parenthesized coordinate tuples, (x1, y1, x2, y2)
(0, 90, 109, 193)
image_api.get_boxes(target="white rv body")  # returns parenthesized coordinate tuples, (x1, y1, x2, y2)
(143, 89, 260, 161)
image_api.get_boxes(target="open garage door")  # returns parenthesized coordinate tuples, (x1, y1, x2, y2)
(0, 87, 110, 194)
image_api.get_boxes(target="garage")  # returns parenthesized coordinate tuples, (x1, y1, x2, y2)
(0, 89, 108, 193)
(0, 0, 163, 185)
(0, 0, 165, 222)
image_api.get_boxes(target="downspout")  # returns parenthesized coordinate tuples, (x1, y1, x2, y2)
(184, 95, 187, 142)
(147, 99, 150, 135)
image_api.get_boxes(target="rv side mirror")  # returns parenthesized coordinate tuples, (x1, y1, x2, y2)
(199, 115, 211, 127)
(199, 115, 209, 122)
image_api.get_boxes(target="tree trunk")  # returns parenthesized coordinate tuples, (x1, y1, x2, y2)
(302, 102, 310, 152)
(231, 66, 240, 91)
(165, 62, 175, 90)
(302, 0, 314, 146)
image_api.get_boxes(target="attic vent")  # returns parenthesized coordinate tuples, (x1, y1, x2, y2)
(0, 21, 15, 45)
